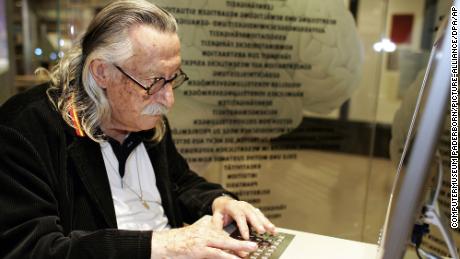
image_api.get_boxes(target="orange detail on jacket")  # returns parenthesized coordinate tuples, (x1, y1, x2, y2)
(69, 97, 85, 137)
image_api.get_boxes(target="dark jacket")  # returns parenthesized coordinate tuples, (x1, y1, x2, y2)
(0, 84, 230, 259)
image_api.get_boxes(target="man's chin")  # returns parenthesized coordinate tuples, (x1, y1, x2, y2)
(138, 115, 162, 130)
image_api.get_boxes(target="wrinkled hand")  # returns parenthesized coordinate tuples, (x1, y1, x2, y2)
(212, 196, 277, 240)
(150, 215, 257, 259)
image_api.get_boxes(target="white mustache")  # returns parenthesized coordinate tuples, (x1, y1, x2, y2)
(141, 103, 169, 116)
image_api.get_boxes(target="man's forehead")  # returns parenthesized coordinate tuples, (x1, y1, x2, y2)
(128, 25, 180, 57)
(125, 25, 181, 74)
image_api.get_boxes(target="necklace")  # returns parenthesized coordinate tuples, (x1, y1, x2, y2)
(122, 180, 151, 209)
(103, 143, 153, 210)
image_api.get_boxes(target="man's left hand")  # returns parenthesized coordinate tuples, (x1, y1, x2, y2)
(211, 195, 277, 240)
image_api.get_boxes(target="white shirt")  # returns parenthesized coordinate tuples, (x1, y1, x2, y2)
(100, 141, 170, 231)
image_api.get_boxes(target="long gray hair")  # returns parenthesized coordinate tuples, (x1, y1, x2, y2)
(44, 0, 178, 142)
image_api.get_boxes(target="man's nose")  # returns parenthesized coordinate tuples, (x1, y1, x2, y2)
(154, 83, 175, 107)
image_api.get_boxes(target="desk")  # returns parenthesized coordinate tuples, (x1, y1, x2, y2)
(277, 228, 379, 259)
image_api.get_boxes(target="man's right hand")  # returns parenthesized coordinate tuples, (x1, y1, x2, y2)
(150, 215, 258, 259)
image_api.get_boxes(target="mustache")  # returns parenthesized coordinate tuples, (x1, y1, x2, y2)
(141, 103, 169, 116)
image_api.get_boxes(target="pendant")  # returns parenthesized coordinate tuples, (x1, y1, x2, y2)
(142, 200, 150, 209)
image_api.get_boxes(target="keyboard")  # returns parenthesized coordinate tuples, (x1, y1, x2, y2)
(225, 224, 295, 259)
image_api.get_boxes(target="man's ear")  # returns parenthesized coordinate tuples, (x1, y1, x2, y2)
(89, 59, 111, 89)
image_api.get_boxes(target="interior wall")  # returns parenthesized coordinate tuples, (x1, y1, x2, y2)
(347, 0, 426, 124)
(376, 0, 425, 124)
(348, 0, 385, 123)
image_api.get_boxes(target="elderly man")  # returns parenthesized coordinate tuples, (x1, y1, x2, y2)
(0, 1, 275, 258)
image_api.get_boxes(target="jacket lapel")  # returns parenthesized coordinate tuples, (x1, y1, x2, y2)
(68, 137, 118, 228)
(144, 141, 179, 227)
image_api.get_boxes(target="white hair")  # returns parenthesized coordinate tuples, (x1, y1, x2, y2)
(43, 0, 178, 142)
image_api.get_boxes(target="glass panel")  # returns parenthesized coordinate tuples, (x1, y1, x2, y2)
(156, 0, 377, 242)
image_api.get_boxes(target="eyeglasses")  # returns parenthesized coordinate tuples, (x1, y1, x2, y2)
(114, 64, 189, 95)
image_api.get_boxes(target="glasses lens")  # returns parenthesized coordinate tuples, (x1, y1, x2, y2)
(171, 74, 188, 89)
(147, 72, 189, 95)
(147, 79, 163, 95)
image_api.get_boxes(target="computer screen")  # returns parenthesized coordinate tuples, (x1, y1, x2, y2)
(377, 1, 457, 258)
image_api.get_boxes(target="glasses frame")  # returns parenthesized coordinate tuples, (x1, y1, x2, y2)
(114, 64, 188, 95)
